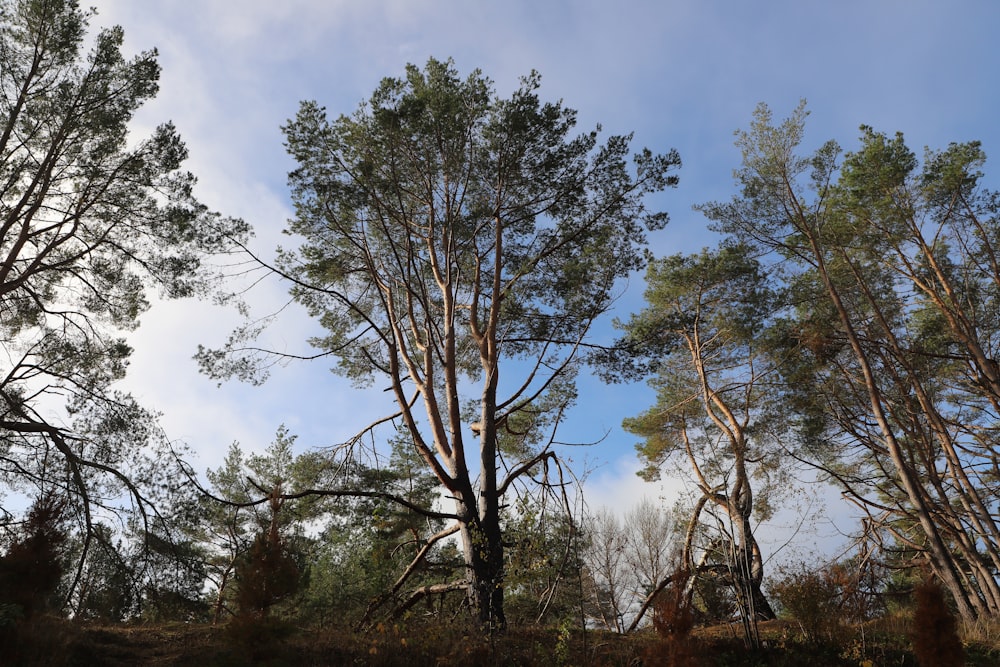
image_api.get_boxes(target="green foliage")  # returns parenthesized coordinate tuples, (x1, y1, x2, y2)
(268, 57, 677, 386)
(134, 514, 211, 623)
(217, 485, 304, 664)
(225, 430, 462, 627)
(554, 618, 574, 666)
(0, 494, 66, 619)
(689, 570, 737, 625)
(618, 245, 784, 488)
(0, 0, 247, 613)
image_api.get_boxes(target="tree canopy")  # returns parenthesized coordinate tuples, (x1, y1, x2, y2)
(0, 0, 246, 606)
(699, 101, 1000, 622)
(201, 57, 679, 630)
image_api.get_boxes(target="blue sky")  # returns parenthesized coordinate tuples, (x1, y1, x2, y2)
(96, 1, 1000, 559)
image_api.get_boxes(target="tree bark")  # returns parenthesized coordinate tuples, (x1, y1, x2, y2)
(458, 503, 506, 632)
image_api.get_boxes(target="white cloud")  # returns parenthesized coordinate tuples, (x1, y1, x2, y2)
(77, 0, 1000, 559)
(581, 455, 683, 518)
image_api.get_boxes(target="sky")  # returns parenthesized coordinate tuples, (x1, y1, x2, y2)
(90, 0, 1000, 563)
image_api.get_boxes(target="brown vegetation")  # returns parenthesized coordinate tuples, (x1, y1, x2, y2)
(0, 609, 991, 667)
(644, 573, 701, 667)
(912, 578, 965, 667)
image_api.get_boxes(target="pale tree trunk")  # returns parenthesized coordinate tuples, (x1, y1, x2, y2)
(725, 493, 774, 622)
(796, 207, 980, 621)
(456, 495, 506, 631)
(730, 447, 774, 622)
(454, 213, 508, 632)
(460, 514, 505, 631)
(686, 329, 776, 624)
(447, 384, 507, 631)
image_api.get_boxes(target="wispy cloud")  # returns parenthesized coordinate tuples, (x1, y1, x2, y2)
(88, 0, 1000, 555)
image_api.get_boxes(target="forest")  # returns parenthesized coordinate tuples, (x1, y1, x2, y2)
(0, 1, 998, 665)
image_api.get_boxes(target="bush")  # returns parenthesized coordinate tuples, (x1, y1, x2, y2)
(769, 561, 844, 643)
(644, 572, 701, 667)
(912, 577, 964, 667)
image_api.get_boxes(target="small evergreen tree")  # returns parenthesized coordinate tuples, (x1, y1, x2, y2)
(0, 495, 67, 620)
(233, 489, 301, 619)
(0, 494, 67, 659)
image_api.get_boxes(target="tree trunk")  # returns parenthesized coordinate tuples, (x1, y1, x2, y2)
(804, 228, 980, 622)
(740, 534, 775, 621)
(459, 508, 506, 632)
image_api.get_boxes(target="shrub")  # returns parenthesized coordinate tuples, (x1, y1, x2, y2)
(912, 577, 964, 667)
(644, 571, 701, 667)
(769, 561, 843, 643)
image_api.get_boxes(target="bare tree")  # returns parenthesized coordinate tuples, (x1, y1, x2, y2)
(623, 497, 676, 607)
(582, 508, 631, 632)
(581, 499, 681, 632)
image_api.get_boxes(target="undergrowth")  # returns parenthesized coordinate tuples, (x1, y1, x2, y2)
(0, 609, 997, 666)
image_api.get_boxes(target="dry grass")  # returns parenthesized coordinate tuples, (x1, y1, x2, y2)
(961, 615, 1000, 649)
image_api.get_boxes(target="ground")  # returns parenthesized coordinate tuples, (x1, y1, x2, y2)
(5, 616, 1000, 665)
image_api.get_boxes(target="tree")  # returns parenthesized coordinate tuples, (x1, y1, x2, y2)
(581, 499, 681, 633)
(0, 0, 247, 605)
(0, 494, 66, 655)
(0, 494, 66, 621)
(201, 57, 679, 630)
(582, 507, 631, 633)
(232, 489, 301, 620)
(622, 497, 681, 624)
(700, 101, 1000, 620)
(199, 427, 316, 623)
(611, 246, 783, 638)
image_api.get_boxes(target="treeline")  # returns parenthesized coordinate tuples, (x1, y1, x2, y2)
(0, 2, 997, 663)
